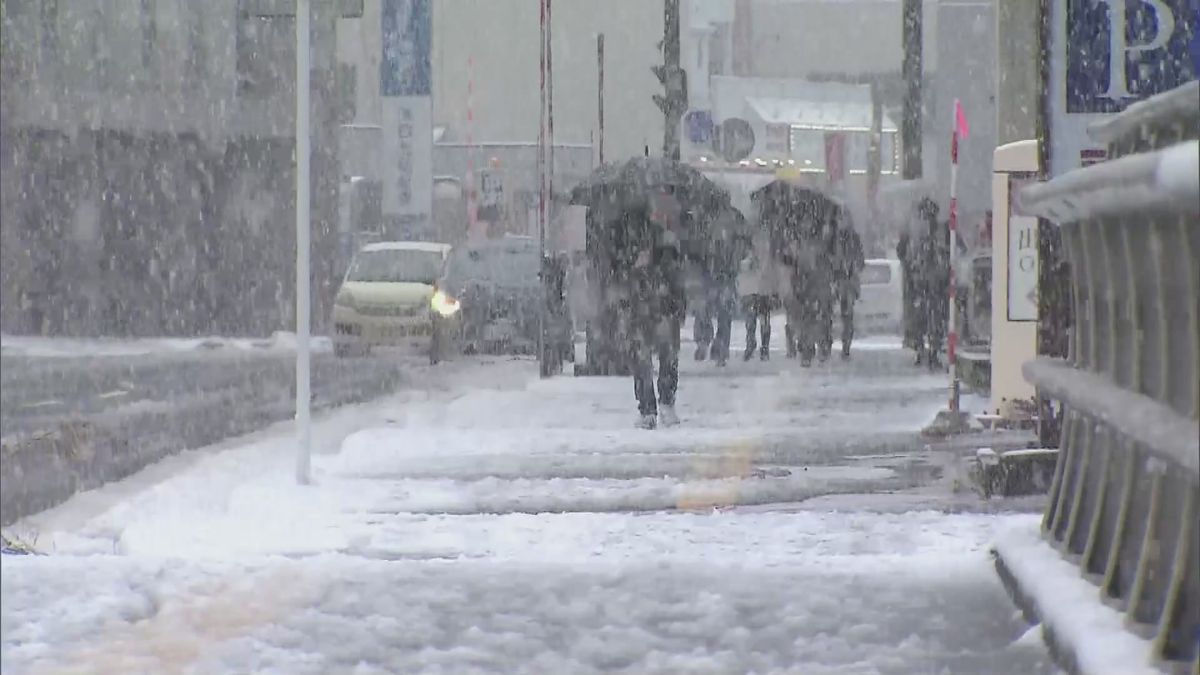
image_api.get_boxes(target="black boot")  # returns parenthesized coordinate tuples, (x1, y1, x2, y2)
(743, 347, 755, 362)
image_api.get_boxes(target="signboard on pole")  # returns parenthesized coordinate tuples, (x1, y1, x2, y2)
(1046, 0, 1196, 177)
(477, 168, 503, 223)
(1007, 173, 1039, 321)
(718, 118, 755, 163)
(381, 0, 433, 225)
(824, 132, 847, 186)
(684, 110, 714, 145)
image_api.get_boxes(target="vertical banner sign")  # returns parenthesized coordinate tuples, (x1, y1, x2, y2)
(1046, 0, 1195, 177)
(824, 132, 847, 187)
(1007, 174, 1039, 321)
(381, 0, 432, 226)
(764, 124, 790, 155)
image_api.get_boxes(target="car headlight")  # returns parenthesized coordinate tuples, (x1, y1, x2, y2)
(431, 290, 461, 317)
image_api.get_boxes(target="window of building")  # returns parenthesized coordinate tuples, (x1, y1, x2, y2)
(237, 9, 294, 97)
(337, 63, 357, 124)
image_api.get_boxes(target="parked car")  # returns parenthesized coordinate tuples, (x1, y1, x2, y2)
(854, 258, 904, 335)
(332, 241, 452, 357)
(430, 236, 570, 362)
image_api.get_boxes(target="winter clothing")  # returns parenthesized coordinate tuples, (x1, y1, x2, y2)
(897, 199, 950, 368)
(831, 227, 865, 356)
(632, 315, 681, 417)
(616, 205, 687, 418)
(743, 293, 774, 359)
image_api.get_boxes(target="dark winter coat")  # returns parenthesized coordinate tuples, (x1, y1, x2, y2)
(611, 206, 687, 325)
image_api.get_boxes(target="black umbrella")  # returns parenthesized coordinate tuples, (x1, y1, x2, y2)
(571, 157, 731, 212)
(750, 178, 844, 240)
(570, 157, 739, 257)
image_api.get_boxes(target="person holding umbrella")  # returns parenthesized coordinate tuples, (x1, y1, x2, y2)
(738, 221, 778, 361)
(619, 196, 687, 429)
(831, 222, 865, 359)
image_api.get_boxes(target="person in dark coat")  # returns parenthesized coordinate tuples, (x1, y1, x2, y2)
(776, 201, 835, 367)
(617, 203, 687, 429)
(832, 225, 866, 359)
(896, 229, 918, 356)
(904, 197, 949, 369)
(690, 218, 744, 367)
(917, 210, 951, 370)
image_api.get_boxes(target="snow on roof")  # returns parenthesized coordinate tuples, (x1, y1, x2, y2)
(361, 241, 452, 254)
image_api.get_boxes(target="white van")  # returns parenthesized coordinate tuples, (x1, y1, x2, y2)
(854, 258, 904, 335)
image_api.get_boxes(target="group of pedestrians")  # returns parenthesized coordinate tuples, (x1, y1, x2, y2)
(612, 195, 867, 429)
(736, 198, 865, 368)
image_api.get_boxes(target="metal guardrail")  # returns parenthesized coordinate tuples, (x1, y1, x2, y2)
(1087, 81, 1200, 159)
(1017, 82, 1199, 671)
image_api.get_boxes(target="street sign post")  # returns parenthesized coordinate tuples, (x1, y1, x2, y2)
(295, 0, 312, 485)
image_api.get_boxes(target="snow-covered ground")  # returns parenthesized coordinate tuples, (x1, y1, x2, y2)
(2, 327, 1059, 674)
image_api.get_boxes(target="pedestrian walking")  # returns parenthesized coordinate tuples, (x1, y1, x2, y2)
(832, 225, 865, 359)
(690, 217, 743, 367)
(777, 217, 833, 367)
(902, 198, 950, 369)
(737, 227, 778, 361)
(917, 208, 951, 370)
(897, 229, 919, 359)
(618, 203, 687, 430)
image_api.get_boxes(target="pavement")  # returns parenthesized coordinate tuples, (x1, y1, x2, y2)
(1, 322, 1061, 674)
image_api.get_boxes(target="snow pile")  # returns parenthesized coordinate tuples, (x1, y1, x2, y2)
(3, 513, 1057, 675)
(0, 331, 333, 358)
(1, 349, 1060, 673)
(994, 525, 1157, 675)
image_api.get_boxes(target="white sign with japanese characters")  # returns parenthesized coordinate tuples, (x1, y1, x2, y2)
(1007, 213, 1039, 322)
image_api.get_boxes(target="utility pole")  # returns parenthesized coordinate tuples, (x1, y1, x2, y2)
(294, 0, 312, 485)
(537, 0, 551, 378)
(653, 0, 687, 161)
(901, 0, 923, 180)
(597, 33, 605, 165)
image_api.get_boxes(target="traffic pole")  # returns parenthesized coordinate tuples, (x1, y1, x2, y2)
(537, 0, 548, 377)
(466, 55, 477, 238)
(597, 33, 605, 164)
(295, 0, 312, 484)
(922, 100, 971, 438)
(547, 0, 555, 212)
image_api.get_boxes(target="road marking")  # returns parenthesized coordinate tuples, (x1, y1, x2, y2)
(19, 400, 63, 410)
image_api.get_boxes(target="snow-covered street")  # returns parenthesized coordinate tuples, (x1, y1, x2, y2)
(2, 332, 1058, 674)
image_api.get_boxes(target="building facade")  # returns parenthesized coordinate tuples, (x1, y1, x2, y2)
(1, 0, 353, 337)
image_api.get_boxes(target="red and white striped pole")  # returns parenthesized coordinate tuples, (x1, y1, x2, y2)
(947, 99, 968, 413)
(466, 55, 478, 237)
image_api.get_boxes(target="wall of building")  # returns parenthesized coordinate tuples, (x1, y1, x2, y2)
(929, 1, 997, 232)
(430, 0, 664, 162)
(0, 0, 345, 337)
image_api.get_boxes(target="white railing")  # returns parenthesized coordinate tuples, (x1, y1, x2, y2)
(1015, 81, 1199, 670)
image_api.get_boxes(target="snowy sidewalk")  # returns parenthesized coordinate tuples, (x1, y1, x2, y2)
(2, 342, 1059, 674)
